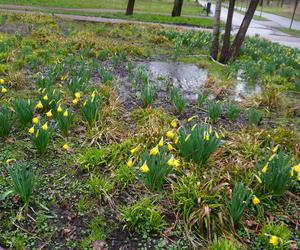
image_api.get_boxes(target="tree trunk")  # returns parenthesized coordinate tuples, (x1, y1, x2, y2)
(210, 0, 222, 59)
(172, 0, 184, 17)
(126, 0, 136, 15)
(219, 0, 236, 63)
(226, 0, 259, 62)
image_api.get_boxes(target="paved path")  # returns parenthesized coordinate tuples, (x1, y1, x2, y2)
(198, 0, 300, 49)
(233, 4, 300, 30)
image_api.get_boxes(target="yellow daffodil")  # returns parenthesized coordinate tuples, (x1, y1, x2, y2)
(272, 144, 280, 153)
(191, 124, 197, 131)
(130, 146, 139, 154)
(32, 117, 39, 124)
(209, 126, 213, 134)
(170, 120, 177, 128)
(293, 164, 300, 173)
(42, 122, 48, 131)
(72, 98, 79, 105)
(140, 162, 149, 173)
(43, 95, 48, 101)
(268, 154, 276, 162)
(28, 126, 35, 134)
(203, 131, 209, 141)
(187, 116, 196, 122)
(75, 92, 81, 99)
(262, 163, 268, 174)
(1, 87, 7, 94)
(158, 137, 164, 147)
(63, 144, 69, 150)
(174, 137, 179, 144)
(63, 110, 68, 117)
(221, 130, 225, 138)
(167, 143, 174, 151)
(256, 175, 262, 184)
(215, 131, 219, 139)
(91, 91, 96, 99)
(46, 110, 53, 118)
(57, 105, 62, 112)
(127, 158, 133, 167)
(166, 130, 175, 139)
(150, 146, 159, 156)
(167, 157, 180, 168)
(252, 195, 260, 205)
(269, 235, 279, 247)
(185, 134, 191, 142)
(36, 101, 43, 109)
(0, 79, 4, 84)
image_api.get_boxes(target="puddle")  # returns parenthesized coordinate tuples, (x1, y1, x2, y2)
(119, 61, 262, 103)
(234, 75, 262, 102)
(138, 61, 208, 101)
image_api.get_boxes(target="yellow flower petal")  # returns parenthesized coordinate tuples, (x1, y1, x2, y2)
(140, 162, 149, 173)
(127, 158, 133, 167)
(41, 122, 48, 131)
(170, 120, 177, 128)
(32, 117, 39, 124)
(158, 137, 164, 147)
(166, 130, 175, 139)
(252, 195, 260, 205)
(36, 101, 43, 109)
(269, 236, 279, 247)
(28, 126, 35, 134)
(57, 105, 62, 112)
(46, 110, 53, 118)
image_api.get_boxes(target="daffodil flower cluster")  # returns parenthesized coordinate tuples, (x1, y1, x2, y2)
(176, 123, 222, 166)
(126, 122, 180, 190)
(56, 104, 75, 137)
(0, 78, 8, 96)
(258, 147, 295, 195)
(29, 121, 51, 155)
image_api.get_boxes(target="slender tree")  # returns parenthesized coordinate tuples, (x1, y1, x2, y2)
(227, 0, 260, 61)
(172, 0, 184, 17)
(210, 0, 222, 59)
(219, 0, 236, 63)
(126, 0, 136, 15)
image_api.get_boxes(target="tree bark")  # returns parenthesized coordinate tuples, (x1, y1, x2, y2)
(219, 0, 236, 63)
(126, 0, 136, 15)
(226, 0, 259, 62)
(210, 0, 222, 59)
(172, 0, 184, 17)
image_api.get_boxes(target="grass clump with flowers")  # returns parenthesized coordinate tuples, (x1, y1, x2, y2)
(0, 13, 299, 250)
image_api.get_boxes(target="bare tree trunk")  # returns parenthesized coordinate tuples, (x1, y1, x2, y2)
(219, 0, 236, 63)
(172, 0, 184, 17)
(126, 0, 136, 15)
(210, 0, 222, 59)
(226, 0, 259, 62)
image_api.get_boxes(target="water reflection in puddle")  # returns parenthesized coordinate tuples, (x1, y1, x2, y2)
(138, 61, 208, 101)
(234, 77, 262, 102)
(134, 61, 262, 102)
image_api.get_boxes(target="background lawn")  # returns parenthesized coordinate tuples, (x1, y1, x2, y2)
(0, 0, 205, 16)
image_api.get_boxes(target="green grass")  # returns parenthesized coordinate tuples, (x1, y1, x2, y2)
(278, 27, 300, 38)
(0, 0, 205, 16)
(0, 2, 214, 28)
